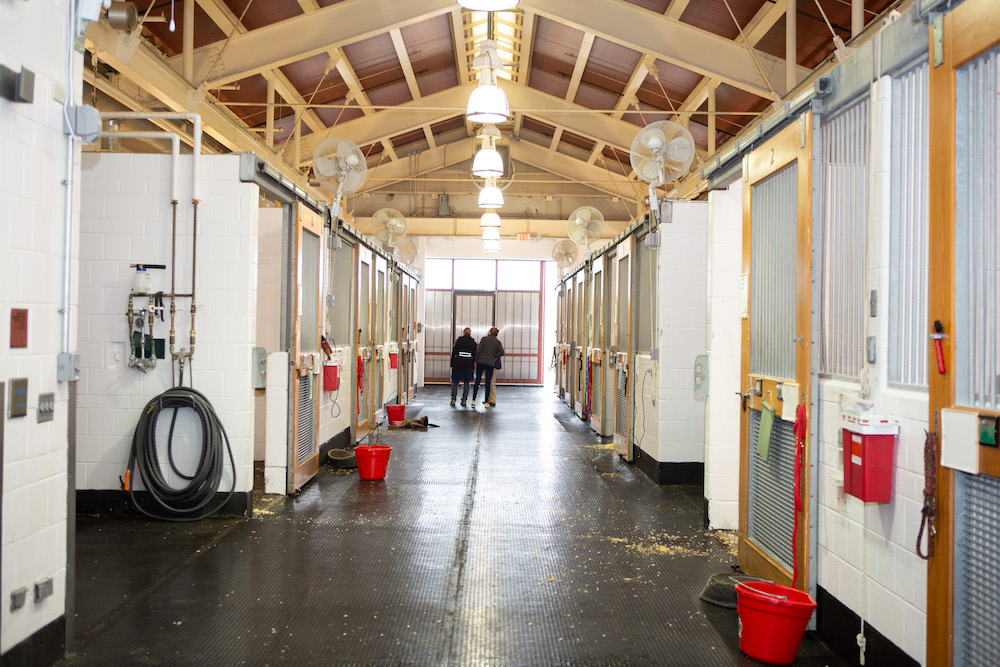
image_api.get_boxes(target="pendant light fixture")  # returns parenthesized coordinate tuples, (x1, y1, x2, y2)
(482, 226, 501, 252)
(472, 125, 504, 178)
(480, 212, 501, 227)
(466, 40, 509, 124)
(478, 176, 504, 209)
(457, 1, 520, 10)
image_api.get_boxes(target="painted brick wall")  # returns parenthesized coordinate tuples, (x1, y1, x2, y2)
(650, 202, 708, 464)
(705, 185, 743, 529)
(0, 0, 75, 653)
(77, 153, 257, 495)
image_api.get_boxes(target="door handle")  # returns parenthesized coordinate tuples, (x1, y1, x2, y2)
(735, 390, 750, 412)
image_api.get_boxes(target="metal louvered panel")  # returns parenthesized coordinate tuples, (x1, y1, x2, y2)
(496, 291, 541, 383)
(818, 97, 869, 378)
(615, 370, 627, 439)
(750, 163, 798, 380)
(593, 361, 602, 419)
(955, 472, 1000, 666)
(889, 63, 930, 387)
(358, 358, 367, 416)
(747, 408, 795, 570)
(296, 376, 315, 463)
(955, 46, 1000, 411)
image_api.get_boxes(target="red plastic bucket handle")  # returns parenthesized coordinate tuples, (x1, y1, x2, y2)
(735, 580, 787, 601)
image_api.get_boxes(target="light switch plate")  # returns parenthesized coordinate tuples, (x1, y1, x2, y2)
(37, 392, 54, 423)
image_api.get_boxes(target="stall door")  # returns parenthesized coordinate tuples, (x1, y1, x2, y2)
(291, 203, 323, 489)
(739, 114, 815, 589)
(556, 283, 567, 399)
(566, 280, 577, 409)
(373, 257, 387, 423)
(575, 271, 586, 416)
(613, 240, 633, 460)
(356, 247, 373, 438)
(927, 2, 1000, 663)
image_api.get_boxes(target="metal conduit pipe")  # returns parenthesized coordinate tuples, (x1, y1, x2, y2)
(99, 113, 202, 368)
(98, 130, 180, 202)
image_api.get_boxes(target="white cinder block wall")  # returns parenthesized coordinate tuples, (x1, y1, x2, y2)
(649, 202, 708, 464)
(77, 153, 257, 496)
(705, 184, 743, 529)
(1, 0, 76, 654)
(815, 76, 927, 664)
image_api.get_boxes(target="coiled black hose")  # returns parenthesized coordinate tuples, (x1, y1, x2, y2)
(126, 386, 235, 521)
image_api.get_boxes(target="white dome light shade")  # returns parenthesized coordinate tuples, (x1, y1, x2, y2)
(472, 147, 504, 178)
(483, 239, 501, 253)
(480, 212, 502, 227)
(458, 0, 520, 10)
(478, 184, 504, 209)
(466, 83, 509, 124)
(481, 227, 501, 241)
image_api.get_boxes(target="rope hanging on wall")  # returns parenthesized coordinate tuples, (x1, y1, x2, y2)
(125, 385, 236, 521)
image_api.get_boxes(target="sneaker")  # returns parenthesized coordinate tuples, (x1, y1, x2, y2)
(470, 401, 476, 407)
(483, 403, 490, 408)
(450, 399, 456, 407)
(460, 400, 466, 407)
(489, 402, 496, 407)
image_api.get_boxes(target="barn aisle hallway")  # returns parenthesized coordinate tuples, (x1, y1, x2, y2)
(62, 387, 844, 666)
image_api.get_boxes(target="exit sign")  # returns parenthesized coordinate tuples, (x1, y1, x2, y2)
(516, 233, 531, 241)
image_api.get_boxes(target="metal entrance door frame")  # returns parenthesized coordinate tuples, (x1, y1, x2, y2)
(927, 2, 1000, 663)
(356, 247, 373, 439)
(739, 114, 817, 592)
(291, 203, 323, 490)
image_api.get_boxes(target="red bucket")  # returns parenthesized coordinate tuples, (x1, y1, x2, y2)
(354, 445, 392, 480)
(385, 404, 405, 422)
(736, 581, 817, 665)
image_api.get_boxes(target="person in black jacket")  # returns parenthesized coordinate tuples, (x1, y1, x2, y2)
(471, 327, 504, 408)
(450, 327, 477, 407)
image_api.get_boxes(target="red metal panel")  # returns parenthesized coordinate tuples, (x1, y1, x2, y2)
(526, 17, 584, 98)
(621, 0, 671, 12)
(223, 0, 303, 31)
(679, 0, 765, 40)
(400, 15, 459, 97)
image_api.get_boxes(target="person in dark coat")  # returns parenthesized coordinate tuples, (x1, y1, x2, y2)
(450, 327, 477, 406)
(471, 327, 504, 408)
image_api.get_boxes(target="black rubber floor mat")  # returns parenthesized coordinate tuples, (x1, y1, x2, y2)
(62, 386, 845, 666)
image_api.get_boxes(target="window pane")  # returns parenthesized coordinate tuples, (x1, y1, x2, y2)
(454, 259, 496, 291)
(497, 260, 541, 290)
(424, 259, 453, 289)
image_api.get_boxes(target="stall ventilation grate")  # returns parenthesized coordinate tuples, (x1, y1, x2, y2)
(955, 471, 1000, 667)
(296, 376, 314, 463)
(747, 408, 795, 570)
(615, 374, 627, 439)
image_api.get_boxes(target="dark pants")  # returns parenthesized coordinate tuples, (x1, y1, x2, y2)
(472, 363, 494, 401)
(451, 378, 470, 401)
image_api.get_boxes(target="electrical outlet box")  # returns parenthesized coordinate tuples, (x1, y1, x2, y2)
(9, 378, 27, 418)
(979, 415, 999, 448)
(37, 393, 54, 423)
(10, 587, 27, 611)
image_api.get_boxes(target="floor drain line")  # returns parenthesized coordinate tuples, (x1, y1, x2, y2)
(438, 416, 483, 664)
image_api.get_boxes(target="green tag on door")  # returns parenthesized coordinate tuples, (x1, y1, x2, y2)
(757, 400, 774, 462)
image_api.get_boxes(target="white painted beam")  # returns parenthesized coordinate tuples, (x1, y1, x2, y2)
(520, 0, 806, 99)
(509, 140, 638, 201)
(518, 10, 536, 83)
(390, 28, 422, 100)
(665, 0, 692, 21)
(195, 0, 456, 87)
(564, 32, 595, 102)
(611, 57, 651, 120)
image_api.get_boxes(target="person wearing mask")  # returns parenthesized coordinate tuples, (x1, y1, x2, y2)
(450, 327, 476, 407)
(471, 326, 504, 408)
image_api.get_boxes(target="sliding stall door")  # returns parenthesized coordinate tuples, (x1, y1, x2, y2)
(373, 257, 387, 423)
(614, 240, 633, 460)
(291, 203, 323, 489)
(356, 248, 373, 437)
(739, 114, 815, 589)
(927, 2, 1000, 663)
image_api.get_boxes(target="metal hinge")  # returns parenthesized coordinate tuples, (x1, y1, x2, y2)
(933, 16, 944, 68)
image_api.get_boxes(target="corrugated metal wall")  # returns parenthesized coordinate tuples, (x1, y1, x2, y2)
(496, 291, 541, 382)
(424, 290, 453, 381)
(954, 46, 1000, 411)
(955, 471, 1000, 666)
(750, 163, 799, 380)
(747, 408, 795, 571)
(818, 97, 869, 378)
(889, 62, 931, 387)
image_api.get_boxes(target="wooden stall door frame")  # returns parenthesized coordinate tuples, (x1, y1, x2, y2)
(590, 255, 605, 433)
(291, 203, 323, 490)
(614, 238, 634, 461)
(372, 255, 388, 424)
(575, 270, 587, 416)
(927, 1, 1000, 663)
(356, 247, 373, 439)
(738, 113, 815, 590)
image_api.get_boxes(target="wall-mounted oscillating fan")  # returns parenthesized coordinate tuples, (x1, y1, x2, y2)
(313, 138, 367, 218)
(552, 239, 579, 269)
(629, 121, 695, 222)
(396, 238, 417, 266)
(371, 208, 407, 247)
(568, 206, 604, 247)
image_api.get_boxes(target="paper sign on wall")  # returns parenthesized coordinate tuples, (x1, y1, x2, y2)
(942, 409, 980, 474)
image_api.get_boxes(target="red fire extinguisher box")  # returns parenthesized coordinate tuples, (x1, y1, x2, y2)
(389, 353, 398, 369)
(840, 403, 899, 503)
